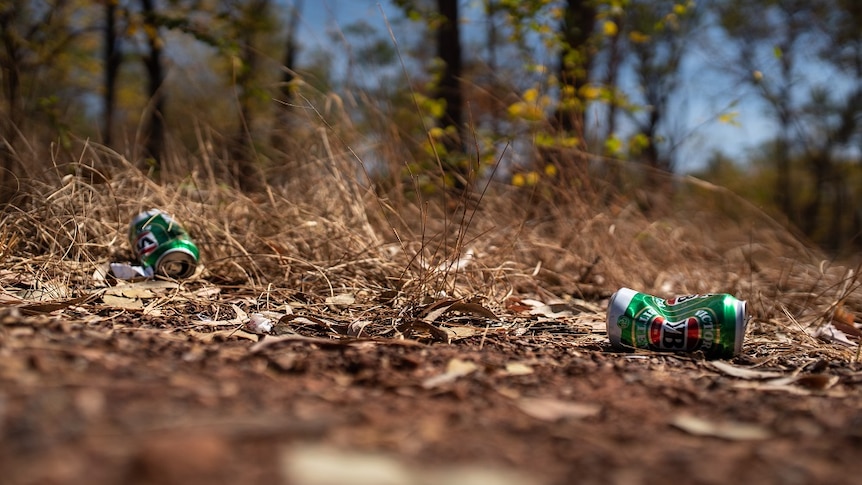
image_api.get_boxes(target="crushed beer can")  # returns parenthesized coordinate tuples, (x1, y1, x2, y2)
(606, 288, 747, 359)
(128, 209, 200, 279)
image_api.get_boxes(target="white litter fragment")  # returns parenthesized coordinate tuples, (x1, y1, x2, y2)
(247, 313, 274, 333)
(808, 323, 857, 347)
(422, 248, 475, 273)
(109, 263, 154, 280)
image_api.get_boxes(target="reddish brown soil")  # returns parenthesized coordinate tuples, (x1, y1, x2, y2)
(2, 297, 861, 485)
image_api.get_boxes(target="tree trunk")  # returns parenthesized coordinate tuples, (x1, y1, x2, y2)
(640, 108, 672, 213)
(801, 153, 827, 238)
(435, 0, 464, 159)
(103, 1, 121, 148)
(773, 9, 800, 220)
(0, 4, 23, 202)
(232, 16, 257, 191)
(829, 172, 845, 253)
(140, 0, 165, 179)
(601, 16, 622, 193)
(484, 0, 500, 137)
(549, 0, 595, 192)
(272, 0, 302, 156)
(231, 0, 271, 193)
(555, 0, 595, 134)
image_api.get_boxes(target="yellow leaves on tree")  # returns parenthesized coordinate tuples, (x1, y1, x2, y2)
(507, 87, 551, 122)
(718, 111, 741, 127)
(604, 133, 651, 157)
(511, 164, 558, 188)
(629, 31, 650, 44)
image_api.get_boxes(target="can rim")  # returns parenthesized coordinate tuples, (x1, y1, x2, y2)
(606, 287, 638, 347)
(154, 247, 198, 279)
(734, 299, 748, 355)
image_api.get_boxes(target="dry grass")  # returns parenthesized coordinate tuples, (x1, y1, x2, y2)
(0, 135, 860, 366)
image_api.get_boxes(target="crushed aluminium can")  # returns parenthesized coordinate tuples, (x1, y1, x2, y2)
(128, 209, 200, 279)
(606, 288, 747, 359)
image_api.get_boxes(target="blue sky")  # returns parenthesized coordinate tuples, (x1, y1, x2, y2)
(290, 0, 791, 173)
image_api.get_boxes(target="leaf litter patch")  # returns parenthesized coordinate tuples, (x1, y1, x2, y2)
(2, 171, 862, 483)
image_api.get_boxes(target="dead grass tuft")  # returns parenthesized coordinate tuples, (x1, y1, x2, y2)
(1, 141, 860, 365)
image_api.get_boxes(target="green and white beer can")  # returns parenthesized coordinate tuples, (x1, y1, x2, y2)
(606, 288, 747, 359)
(128, 209, 200, 279)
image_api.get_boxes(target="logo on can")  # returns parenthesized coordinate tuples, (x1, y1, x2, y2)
(128, 209, 200, 279)
(607, 288, 747, 359)
(135, 230, 159, 258)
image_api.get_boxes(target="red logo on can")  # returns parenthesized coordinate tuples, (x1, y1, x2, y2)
(135, 230, 158, 257)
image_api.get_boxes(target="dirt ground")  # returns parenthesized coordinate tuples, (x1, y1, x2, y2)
(1, 281, 861, 485)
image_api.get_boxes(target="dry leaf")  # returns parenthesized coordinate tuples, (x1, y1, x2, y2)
(732, 374, 840, 395)
(517, 298, 585, 319)
(503, 362, 534, 376)
(190, 328, 258, 343)
(519, 298, 545, 308)
(232, 304, 248, 323)
(672, 415, 771, 441)
(791, 374, 839, 391)
(17, 296, 89, 315)
(709, 361, 784, 380)
(833, 304, 856, 327)
(281, 444, 538, 485)
(0, 292, 22, 305)
(92, 264, 110, 285)
(116, 280, 179, 291)
(504, 297, 533, 314)
(810, 323, 857, 347)
(196, 303, 249, 327)
(326, 293, 355, 309)
(397, 319, 450, 342)
(281, 314, 348, 335)
(422, 358, 477, 389)
(447, 302, 498, 321)
(141, 299, 164, 316)
(18, 281, 71, 301)
(528, 304, 572, 319)
(102, 294, 144, 310)
(347, 320, 372, 337)
(831, 320, 862, 339)
(568, 298, 604, 314)
(194, 286, 222, 298)
(282, 445, 412, 485)
(441, 325, 486, 341)
(249, 334, 360, 353)
(428, 322, 501, 342)
(516, 397, 600, 421)
(764, 374, 839, 391)
(521, 298, 572, 318)
(114, 287, 156, 299)
(420, 299, 460, 323)
(421, 299, 498, 324)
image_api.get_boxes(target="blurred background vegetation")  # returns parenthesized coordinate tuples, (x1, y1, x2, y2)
(1, 0, 861, 257)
